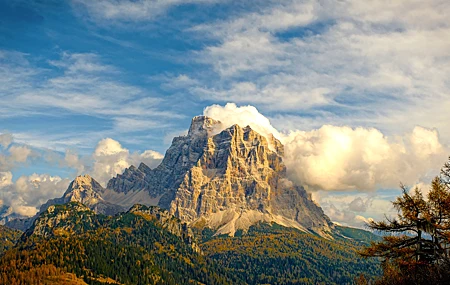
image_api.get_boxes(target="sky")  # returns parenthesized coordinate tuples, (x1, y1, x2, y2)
(1, 0, 449, 227)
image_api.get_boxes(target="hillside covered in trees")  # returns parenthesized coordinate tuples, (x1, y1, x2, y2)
(0, 202, 381, 285)
(0, 202, 241, 285)
(0, 225, 22, 256)
(201, 223, 381, 285)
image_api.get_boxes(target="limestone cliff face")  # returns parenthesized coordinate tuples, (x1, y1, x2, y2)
(107, 116, 222, 209)
(168, 119, 333, 236)
(106, 116, 332, 236)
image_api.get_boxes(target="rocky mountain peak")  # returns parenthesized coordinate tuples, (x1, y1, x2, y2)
(63, 175, 104, 205)
(69, 174, 103, 193)
(188, 115, 221, 138)
(169, 121, 332, 236)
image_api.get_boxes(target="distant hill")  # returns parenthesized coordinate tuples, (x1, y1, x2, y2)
(333, 225, 382, 244)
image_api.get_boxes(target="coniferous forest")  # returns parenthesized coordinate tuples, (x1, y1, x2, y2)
(0, 202, 381, 285)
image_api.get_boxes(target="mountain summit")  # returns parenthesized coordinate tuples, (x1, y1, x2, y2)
(10, 116, 332, 236)
(108, 115, 332, 236)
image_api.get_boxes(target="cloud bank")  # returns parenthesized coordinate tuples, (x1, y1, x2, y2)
(0, 172, 70, 217)
(204, 103, 447, 192)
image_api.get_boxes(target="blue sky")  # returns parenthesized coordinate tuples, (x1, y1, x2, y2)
(1, 0, 449, 226)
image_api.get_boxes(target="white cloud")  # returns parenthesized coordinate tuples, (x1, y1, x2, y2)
(204, 103, 448, 192)
(8, 145, 33, 163)
(284, 125, 446, 191)
(92, 138, 163, 185)
(0, 173, 71, 217)
(203, 103, 282, 140)
(73, 0, 220, 23)
(0, 137, 37, 172)
(64, 150, 85, 175)
(0, 172, 13, 188)
(49, 52, 117, 74)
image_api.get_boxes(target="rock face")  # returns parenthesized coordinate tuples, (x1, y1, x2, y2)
(107, 116, 222, 209)
(108, 116, 332, 236)
(168, 118, 333, 236)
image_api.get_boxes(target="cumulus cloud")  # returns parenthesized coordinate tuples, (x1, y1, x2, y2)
(0, 136, 37, 172)
(0, 172, 13, 188)
(284, 125, 446, 191)
(204, 103, 448, 192)
(0, 173, 71, 217)
(64, 150, 85, 175)
(92, 138, 163, 185)
(204, 103, 282, 140)
(8, 145, 33, 163)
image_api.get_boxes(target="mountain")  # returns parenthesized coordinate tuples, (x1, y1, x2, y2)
(8, 115, 335, 237)
(41, 174, 124, 216)
(108, 116, 333, 236)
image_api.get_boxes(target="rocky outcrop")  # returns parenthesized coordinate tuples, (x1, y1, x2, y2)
(107, 116, 223, 209)
(128, 204, 199, 251)
(41, 174, 124, 216)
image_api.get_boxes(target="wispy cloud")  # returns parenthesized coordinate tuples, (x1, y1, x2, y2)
(181, 0, 450, 140)
(0, 50, 178, 142)
(72, 0, 221, 24)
